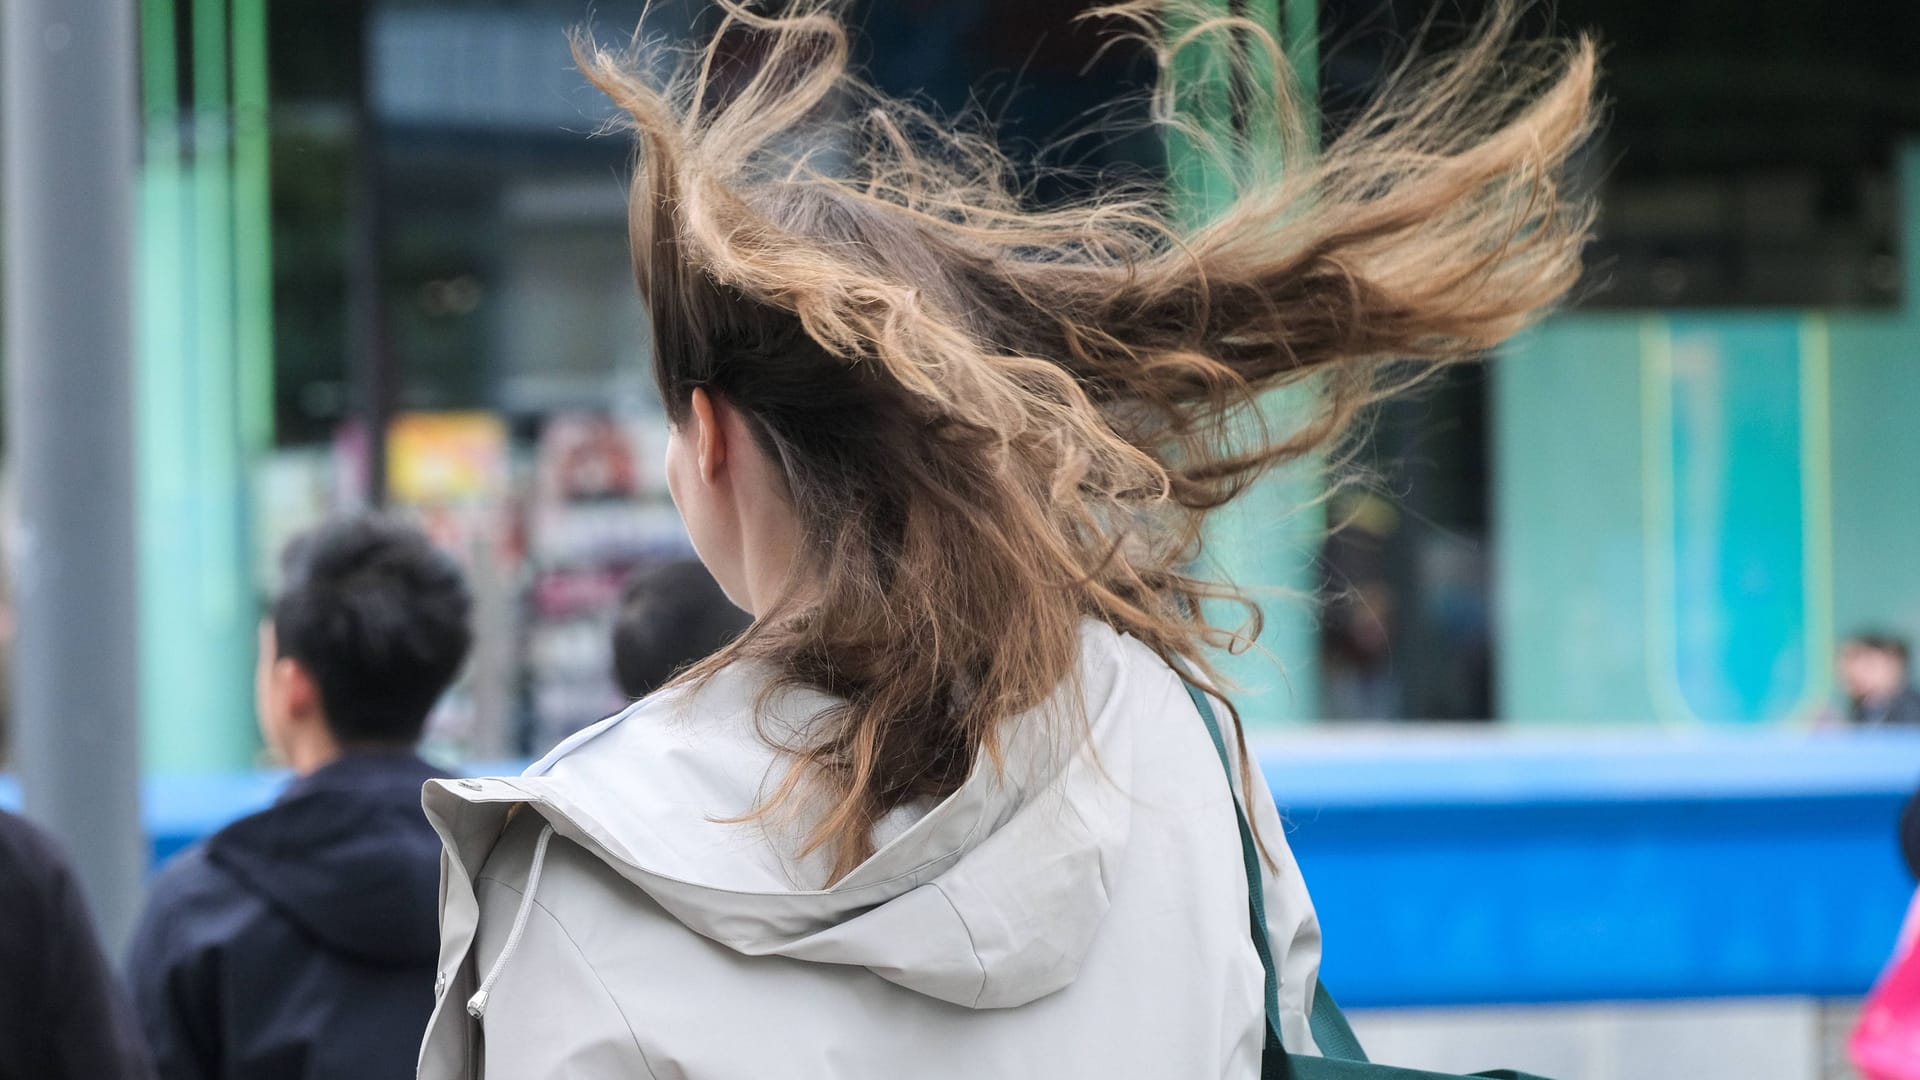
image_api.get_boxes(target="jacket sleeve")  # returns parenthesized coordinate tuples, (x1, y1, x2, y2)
(126, 852, 226, 1080)
(1, 814, 157, 1080)
(1239, 741, 1325, 1057)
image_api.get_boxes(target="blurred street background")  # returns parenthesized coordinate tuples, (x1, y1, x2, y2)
(3, 1, 1919, 1078)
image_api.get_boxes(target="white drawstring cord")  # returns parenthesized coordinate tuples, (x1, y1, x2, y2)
(468, 823, 555, 1020)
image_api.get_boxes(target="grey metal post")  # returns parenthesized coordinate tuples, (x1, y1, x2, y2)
(351, 0, 394, 506)
(3, 1, 146, 951)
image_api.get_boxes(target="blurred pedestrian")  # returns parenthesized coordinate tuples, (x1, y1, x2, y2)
(611, 557, 750, 699)
(0, 808, 155, 1080)
(127, 515, 471, 1080)
(416, 3, 1595, 1077)
(1840, 631, 1920, 727)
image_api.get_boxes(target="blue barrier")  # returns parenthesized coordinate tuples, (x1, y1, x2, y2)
(1259, 729, 1920, 1007)
(0, 769, 287, 864)
(5, 732, 1917, 1008)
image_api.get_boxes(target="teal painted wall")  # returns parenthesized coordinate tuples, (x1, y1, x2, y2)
(1495, 145, 1920, 725)
(1495, 317, 1656, 722)
(1829, 314, 1920, 658)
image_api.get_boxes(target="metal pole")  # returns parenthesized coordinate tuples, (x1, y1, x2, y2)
(351, 0, 393, 506)
(3, 1, 147, 950)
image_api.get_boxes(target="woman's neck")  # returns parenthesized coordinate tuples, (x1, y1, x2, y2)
(736, 496, 806, 618)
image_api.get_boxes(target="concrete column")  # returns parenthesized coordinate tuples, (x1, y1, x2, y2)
(3, 0, 147, 948)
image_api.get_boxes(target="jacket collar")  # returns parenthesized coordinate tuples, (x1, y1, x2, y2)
(282, 749, 444, 804)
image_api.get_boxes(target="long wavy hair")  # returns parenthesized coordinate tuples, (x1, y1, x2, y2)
(577, 0, 1598, 881)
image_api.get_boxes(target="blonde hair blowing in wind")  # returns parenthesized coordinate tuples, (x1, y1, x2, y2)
(577, 0, 1598, 881)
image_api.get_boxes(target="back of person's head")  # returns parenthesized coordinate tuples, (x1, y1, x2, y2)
(1848, 631, 1913, 669)
(575, 0, 1597, 877)
(613, 559, 751, 699)
(271, 514, 473, 746)
(1841, 629, 1913, 706)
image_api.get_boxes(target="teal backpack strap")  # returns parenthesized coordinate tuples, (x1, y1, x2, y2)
(1183, 677, 1375, 1075)
(1310, 982, 1369, 1063)
(1184, 675, 1557, 1080)
(1182, 678, 1294, 1079)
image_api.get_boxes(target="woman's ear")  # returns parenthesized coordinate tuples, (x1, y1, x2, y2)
(688, 387, 727, 482)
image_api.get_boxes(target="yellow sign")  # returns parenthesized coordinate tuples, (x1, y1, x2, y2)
(387, 412, 509, 504)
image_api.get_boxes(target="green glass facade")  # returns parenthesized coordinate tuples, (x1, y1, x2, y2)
(136, 0, 271, 770)
(1494, 145, 1920, 725)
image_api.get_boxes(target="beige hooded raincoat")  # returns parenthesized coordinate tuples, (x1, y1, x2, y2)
(417, 620, 1320, 1078)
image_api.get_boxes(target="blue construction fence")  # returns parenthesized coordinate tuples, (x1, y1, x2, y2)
(5, 729, 1918, 1008)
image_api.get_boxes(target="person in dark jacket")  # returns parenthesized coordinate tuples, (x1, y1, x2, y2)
(1840, 631, 1920, 727)
(0, 808, 155, 1080)
(127, 515, 472, 1080)
(611, 557, 751, 700)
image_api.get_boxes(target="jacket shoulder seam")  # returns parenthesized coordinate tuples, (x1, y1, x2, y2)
(475, 872, 662, 1080)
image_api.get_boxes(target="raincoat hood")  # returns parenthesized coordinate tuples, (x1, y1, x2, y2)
(432, 620, 1136, 1009)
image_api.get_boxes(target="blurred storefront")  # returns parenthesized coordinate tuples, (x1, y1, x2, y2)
(115, 0, 1188, 770)
(128, 0, 681, 769)
(13, 0, 1912, 773)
